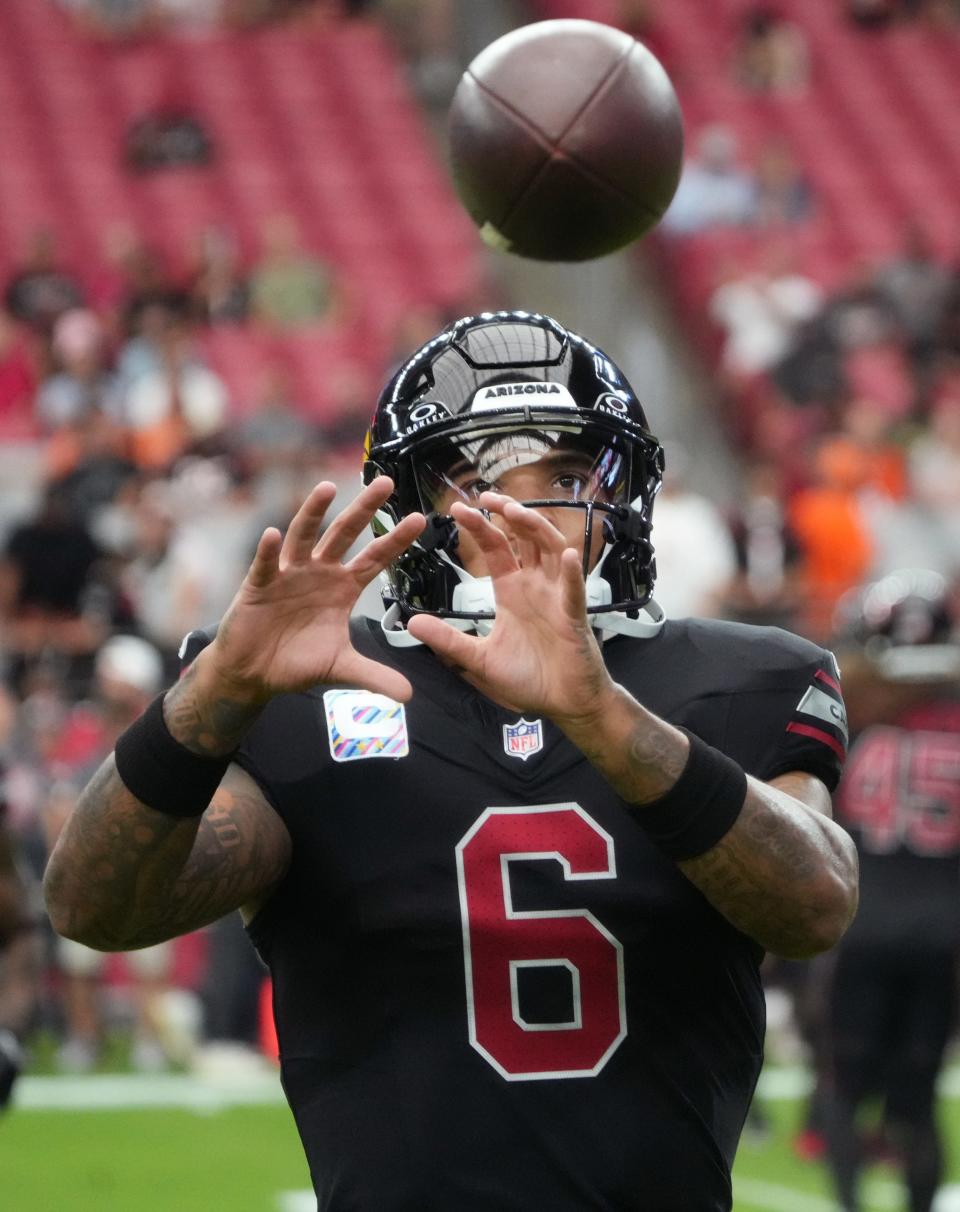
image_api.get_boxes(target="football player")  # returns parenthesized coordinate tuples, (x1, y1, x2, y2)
(822, 570, 960, 1212)
(44, 313, 858, 1211)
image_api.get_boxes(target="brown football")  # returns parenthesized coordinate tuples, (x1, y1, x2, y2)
(448, 19, 684, 262)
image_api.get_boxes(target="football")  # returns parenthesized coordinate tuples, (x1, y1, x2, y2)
(447, 19, 684, 262)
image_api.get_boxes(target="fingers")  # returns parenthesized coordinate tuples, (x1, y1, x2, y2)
(406, 611, 481, 672)
(246, 527, 283, 588)
(560, 546, 588, 621)
(478, 493, 568, 574)
(449, 502, 518, 578)
(346, 511, 426, 587)
(279, 482, 338, 568)
(315, 476, 397, 564)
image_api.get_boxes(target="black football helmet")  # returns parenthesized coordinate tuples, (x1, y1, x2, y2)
(833, 569, 960, 682)
(362, 311, 665, 640)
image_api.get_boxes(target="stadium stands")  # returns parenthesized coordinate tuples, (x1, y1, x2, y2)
(0, 0, 479, 420)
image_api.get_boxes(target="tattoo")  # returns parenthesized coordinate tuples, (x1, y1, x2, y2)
(163, 662, 263, 757)
(678, 781, 858, 958)
(43, 759, 290, 951)
(557, 685, 858, 958)
(562, 684, 688, 803)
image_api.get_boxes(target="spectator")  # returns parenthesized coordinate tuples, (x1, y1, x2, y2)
(837, 397, 907, 500)
(188, 226, 249, 325)
(4, 229, 84, 336)
(0, 485, 107, 659)
(725, 459, 802, 629)
(119, 481, 212, 657)
(124, 105, 214, 173)
(661, 125, 756, 235)
(710, 245, 824, 379)
(42, 635, 178, 1072)
(734, 6, 810, 94)
(116, 245, 188, 347)
(752, 139, 814, 227)
(0, 310, 38, 438)
(647, 445, 737, 620)
(788, 439, 875, 638)
(248, 213, 342, 329)
(123, 319, 229, 469)
(48, 410, 139, 525)
(36, 309, 124, 433)
(161, 455, 262, 626)
(908, 391, 960, 573)
(773, 261, 896, 410)
(234, 362, 320, 475)
(873, 225, 951, 373)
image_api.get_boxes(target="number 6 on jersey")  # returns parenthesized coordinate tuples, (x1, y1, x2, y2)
(456, 804, 626, 1081)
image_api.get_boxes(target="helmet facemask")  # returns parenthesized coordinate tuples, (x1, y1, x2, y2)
(373, 410, 661, 628)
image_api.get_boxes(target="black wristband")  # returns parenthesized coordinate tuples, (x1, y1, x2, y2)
(114, 693, 233, 818)
(634, 730, 747, 861)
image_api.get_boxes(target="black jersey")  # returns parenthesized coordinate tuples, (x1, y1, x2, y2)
(184, 616, 844, 1212)
(834, 698, 960, 953)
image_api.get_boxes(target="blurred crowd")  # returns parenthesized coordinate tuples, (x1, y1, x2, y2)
(0, 193, 477, 1061)
(655, 205, 960, 643)
(56, 0, 376, 39)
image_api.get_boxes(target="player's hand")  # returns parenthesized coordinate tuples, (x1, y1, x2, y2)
(406, 494, 615, 722)
(203, 477, 425, 704)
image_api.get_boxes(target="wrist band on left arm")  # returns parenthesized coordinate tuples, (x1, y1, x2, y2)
(632, 729, 747, 861)
(114, 693, 234, 819)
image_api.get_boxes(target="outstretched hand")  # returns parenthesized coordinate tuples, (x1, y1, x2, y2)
(205, 477, 425, 704)
(406, 494, 615, 722)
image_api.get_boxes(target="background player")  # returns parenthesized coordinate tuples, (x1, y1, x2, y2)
(822, 569, 960, 1212)
(43, 313, 858, 1211)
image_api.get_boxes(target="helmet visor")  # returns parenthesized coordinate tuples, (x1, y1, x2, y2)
(413, 425, 633, 514)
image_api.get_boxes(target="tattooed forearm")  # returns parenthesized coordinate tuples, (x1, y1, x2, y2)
(121, 781, 290, 947)
(44, 757, 195, 948)
(163, 659, 265, 756)
(44, 759, 290, 951)
(555, 682, 690, 803)
(554, 684, 858, 958)
(679, 777, 858, 958)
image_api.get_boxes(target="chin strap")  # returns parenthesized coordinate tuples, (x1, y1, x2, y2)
(379, 593, 666, 648)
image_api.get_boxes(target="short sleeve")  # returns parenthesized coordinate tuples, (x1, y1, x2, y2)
(757, 649, 848, 790)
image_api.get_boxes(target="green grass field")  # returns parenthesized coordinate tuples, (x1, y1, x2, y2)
(3, 1067, 959, 1211)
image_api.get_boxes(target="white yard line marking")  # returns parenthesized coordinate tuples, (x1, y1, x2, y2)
(14, 1072, 286, 1113)
(734, 1178, 840, 1211)
(276, 1192, 316, 1212)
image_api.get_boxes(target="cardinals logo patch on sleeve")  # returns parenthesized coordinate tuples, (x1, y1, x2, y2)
(324, 690, 410, 763)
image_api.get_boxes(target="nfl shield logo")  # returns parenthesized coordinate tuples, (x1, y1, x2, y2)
(503, 717, 543, 761)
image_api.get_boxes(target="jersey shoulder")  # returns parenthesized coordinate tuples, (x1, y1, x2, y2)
(609, 617, 847, 789)
(668, 616, 837, 686)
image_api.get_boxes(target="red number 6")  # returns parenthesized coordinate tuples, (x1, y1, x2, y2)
(455, 803, 626, 1081)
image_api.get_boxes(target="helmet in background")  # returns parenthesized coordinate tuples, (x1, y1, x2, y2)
(833, 569, 960, 682)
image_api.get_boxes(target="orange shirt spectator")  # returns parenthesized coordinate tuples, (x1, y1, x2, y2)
(788, 440, 874, 638)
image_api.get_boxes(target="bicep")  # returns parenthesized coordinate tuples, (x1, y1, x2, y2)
(766, 769, 835, 818)
(141, 763, 291, 945)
